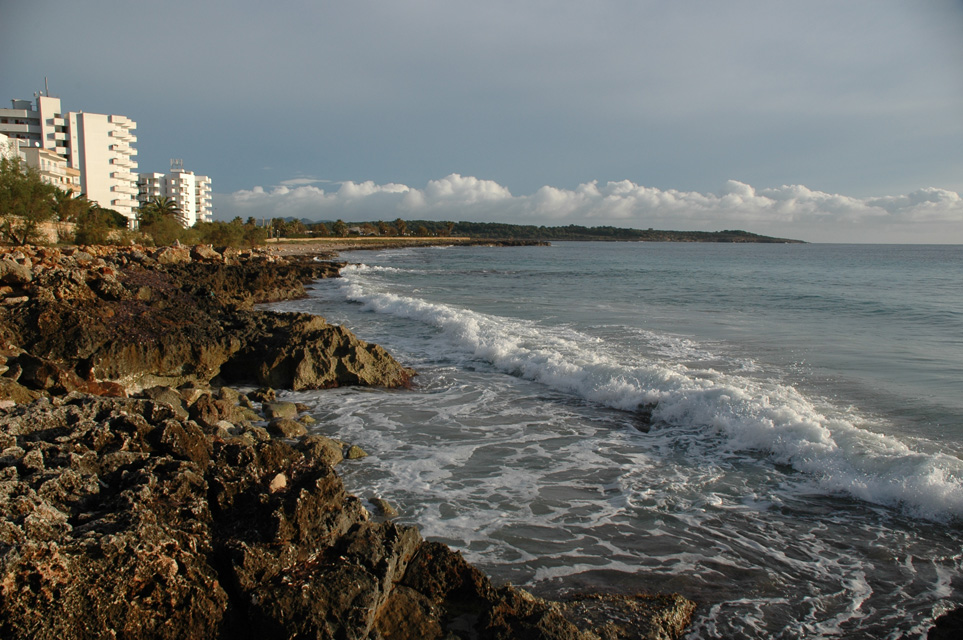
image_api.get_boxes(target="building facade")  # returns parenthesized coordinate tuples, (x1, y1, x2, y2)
(0, 95, 69, 157)
(21, 146, 82, 196)
(2, 90, 140, 225)
(138, 160, 212, 227)
(68, 112, 139, 223)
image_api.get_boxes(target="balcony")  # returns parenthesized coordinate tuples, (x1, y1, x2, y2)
(111, 183, 138, 195)
(1, 123, 40, 135)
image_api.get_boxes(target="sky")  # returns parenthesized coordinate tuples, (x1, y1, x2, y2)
(2, 0, 962, 243)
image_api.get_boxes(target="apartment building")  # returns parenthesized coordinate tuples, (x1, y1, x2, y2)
(2, 90, 140, 225)
(138, 160, 212, 227)
(68, 112, 139, 223)
(0, 95, 69, 157)
(21, 146, 82, 196)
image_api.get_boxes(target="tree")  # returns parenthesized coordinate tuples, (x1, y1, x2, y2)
(137, 197, 187, 245)
(74, 204, 127, 245)
(0, 156, 57, 245)
(312, 222, 330, 236)
(53, 190, 94, 224)
(377, 220, 392, 236)
(138, 196, 183, 227)
(332, 219, 348, 238)
(284, 220, 307, 237)
(394, 218, 407, 237)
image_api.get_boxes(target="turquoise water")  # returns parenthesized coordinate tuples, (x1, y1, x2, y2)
(271, 242, 963, 638)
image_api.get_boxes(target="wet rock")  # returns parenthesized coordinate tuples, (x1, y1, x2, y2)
(297, 434, 344, 467)
(370, 496, 399, 518)
(225, 313, 415, 391)
(929, 607, 963, 640)
(346, 445, 368, 460)
(263, 401, 298, 420)
(267, 417, 308, 438)
(558, 592, 696, 640)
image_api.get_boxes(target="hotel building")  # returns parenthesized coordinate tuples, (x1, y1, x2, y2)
(138, 160, 213, 227)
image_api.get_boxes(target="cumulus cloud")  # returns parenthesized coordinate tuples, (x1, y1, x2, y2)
(218, 175, 963, 243)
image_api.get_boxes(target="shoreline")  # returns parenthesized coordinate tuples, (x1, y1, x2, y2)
(265, 236, 549, 257)
(0, 242, 694, 639)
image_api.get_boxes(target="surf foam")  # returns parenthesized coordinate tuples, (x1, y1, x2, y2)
(337, 266, 963, 521)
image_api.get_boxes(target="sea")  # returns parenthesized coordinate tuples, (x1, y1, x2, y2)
(268, 241, 963, 639)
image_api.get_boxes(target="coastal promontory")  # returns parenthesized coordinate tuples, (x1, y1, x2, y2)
(0, 243, 695, 639)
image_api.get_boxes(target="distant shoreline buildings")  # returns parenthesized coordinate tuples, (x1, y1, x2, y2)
(0, 84, 211, 227)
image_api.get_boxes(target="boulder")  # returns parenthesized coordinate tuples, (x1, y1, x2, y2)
(267, 418, 308, 438)
(0, 259, 32, 285)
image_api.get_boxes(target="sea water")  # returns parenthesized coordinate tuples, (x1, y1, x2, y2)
(269, 242, 963, 638)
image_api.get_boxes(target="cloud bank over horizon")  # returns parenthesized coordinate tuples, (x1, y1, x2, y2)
(218, 175, 963, 244)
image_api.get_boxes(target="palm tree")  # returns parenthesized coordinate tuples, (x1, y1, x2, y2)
(139, 196, 184, 227)
(53, 190, 95, 224)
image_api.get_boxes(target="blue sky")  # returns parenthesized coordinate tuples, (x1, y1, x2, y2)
(3, 0, 962, 242)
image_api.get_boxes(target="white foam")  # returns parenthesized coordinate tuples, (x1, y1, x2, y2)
(336, 268, 963, 522)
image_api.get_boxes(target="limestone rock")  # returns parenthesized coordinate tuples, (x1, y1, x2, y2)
(267, 417, 308, 438)
(263, 401, 298, 420)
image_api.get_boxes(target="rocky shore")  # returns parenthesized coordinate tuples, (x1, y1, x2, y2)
(0, 243, 695, 639)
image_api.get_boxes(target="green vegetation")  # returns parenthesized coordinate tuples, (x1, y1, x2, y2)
(438, 222, 803, 243)
(264, 217, 802, 243)
(0, 156, 58, 245)
(0, 156, 129, 246)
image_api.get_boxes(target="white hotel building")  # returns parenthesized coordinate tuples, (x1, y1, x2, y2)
(138, 160, 213, 227)
(67, 111, 139, 221)
(1, 92, 140, 226)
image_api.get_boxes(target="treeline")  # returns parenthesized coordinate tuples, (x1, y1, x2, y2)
(279, 218, 802, 243)
(439, 222, 802, 242)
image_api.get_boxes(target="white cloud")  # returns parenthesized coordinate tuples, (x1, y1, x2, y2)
(279, 177, 329, 187)
(218, 175, 963, 243)
(422, 174, 513, 204)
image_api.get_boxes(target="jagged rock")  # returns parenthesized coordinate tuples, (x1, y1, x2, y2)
(264, 401, 298, 420)
(0, 259, 32, 285)
(226, 313, 414, 391)
(558, 593, 696, 640)
(267, 417, 308, 438)
(191, 245, 224, 263)
(140, 385, 190, 419)
(370, 496, 399, 518)
(154, 246, 191, 265)
(346, 445, 368, 460)
(0, 248, 410, 398)
(297, 434, 344, 467)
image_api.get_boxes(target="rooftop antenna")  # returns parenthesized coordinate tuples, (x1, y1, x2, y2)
(44, 77, 49, 97)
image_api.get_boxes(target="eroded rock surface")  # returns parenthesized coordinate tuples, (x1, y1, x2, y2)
(0, 392, 696, 639)
(0, 244, 695, 639)
(0, 245, 412, 395)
